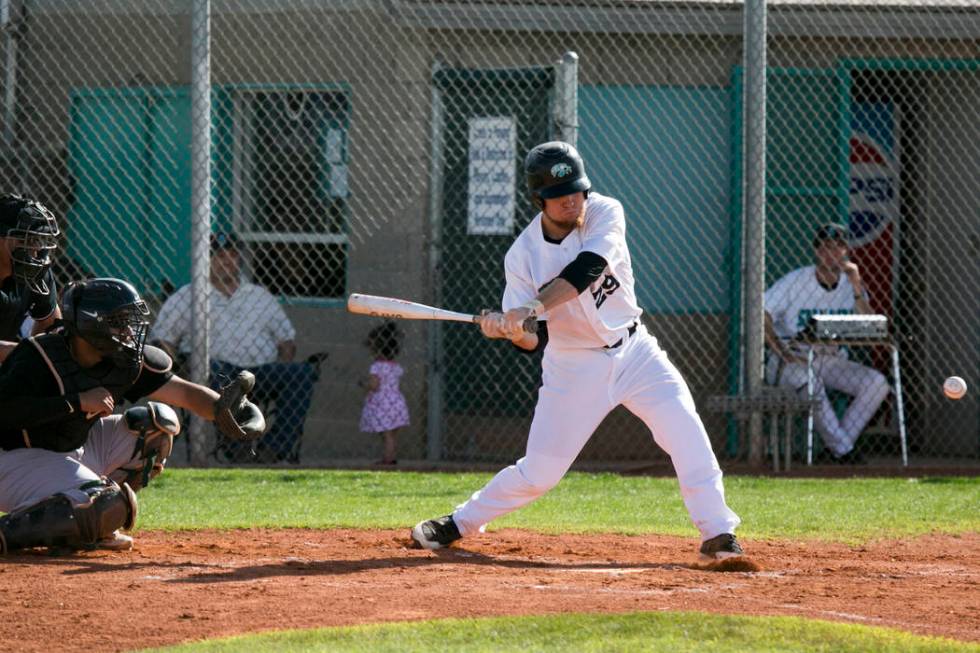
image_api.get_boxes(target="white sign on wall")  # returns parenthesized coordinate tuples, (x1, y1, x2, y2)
(467, 116, 516, 235)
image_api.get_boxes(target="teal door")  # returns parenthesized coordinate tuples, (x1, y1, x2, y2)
(434, 66, 555, 458)
(67, 88, 191, 296)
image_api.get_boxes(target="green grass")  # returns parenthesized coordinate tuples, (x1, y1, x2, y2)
(122, 473, 980, 652)
(137, 469, 980, 543)
(139, 611, 980, 653)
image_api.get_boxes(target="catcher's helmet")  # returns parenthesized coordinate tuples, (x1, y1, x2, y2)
(525, 141, 591, 208)
(0, 194, 60, 295)
(62, 278, 150, 368)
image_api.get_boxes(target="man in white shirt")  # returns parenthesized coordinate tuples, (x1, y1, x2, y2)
(764, 224, 890, 464)
(152, 233, 316, 463)
(411, 142, 742, 562)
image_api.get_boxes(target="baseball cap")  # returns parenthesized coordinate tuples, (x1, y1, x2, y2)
(813, 223, 849, 247)
(210, 231, 240, 253)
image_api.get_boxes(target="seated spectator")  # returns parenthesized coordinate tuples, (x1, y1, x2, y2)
(151, 232, 316, 463)
(763, 223, 890, 465)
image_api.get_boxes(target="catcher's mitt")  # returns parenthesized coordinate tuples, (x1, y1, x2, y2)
(214, 371, 267, 442)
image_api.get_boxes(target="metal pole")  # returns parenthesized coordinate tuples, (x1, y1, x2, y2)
(769, 412, 778, 472)
(806, 349, 815, 465)
(425, 61, 446, 462)
(742, 0, 767, 466)
(783, 412, 791, 471)
(189, 0, 211, 466)
(556, 51, 578, 146)
(1, 0, 19, 189)
(892, 345, 907, 467)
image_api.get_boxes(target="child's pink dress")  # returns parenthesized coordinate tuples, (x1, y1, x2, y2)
(359, 360, 410, 433)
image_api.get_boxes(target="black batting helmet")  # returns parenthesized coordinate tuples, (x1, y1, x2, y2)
(525, 141, 591, 208)
(62, 278, 150, 369)
(0, 194, 60, 295)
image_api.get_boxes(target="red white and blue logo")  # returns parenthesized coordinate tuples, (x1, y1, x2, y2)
(848, 103, 902, 317)
(848, 130, 900, 247)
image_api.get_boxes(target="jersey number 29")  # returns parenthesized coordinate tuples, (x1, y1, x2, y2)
(592, 274, 620, 309)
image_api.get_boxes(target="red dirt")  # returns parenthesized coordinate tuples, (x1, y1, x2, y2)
(1, 529, 978, 652)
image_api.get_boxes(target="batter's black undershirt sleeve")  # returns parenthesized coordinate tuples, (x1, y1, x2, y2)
(512, 320, 548, 355)
(557, 251, 608, 293)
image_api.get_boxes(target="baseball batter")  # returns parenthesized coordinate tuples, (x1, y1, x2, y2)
(764, 224, 889, 464)
(412, 142, 743, 561)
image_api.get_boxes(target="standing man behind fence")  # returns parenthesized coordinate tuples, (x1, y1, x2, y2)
(152, 232, 316, 463)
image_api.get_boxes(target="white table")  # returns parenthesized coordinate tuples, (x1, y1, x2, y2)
(803, 339, 907, 466)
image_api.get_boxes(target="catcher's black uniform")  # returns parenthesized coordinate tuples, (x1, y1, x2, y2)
(0, 335, 173, 452)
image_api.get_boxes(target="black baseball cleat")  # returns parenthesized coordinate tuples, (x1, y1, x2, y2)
(699, 533, 744, 562)
(411, 515, 462, 550)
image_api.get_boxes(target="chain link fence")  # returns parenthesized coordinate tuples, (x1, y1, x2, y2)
(3, 0, 976, 469)
(751, 3, 979, 466)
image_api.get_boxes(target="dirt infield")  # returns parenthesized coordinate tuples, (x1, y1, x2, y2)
(1, 529, 977, 652)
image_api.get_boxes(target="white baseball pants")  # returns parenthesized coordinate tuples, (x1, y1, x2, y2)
(453, 326, 741, 542)
(766, 354, 890, 456)
(0, 416, 141, 513)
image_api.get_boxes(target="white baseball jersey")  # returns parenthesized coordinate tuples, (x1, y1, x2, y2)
(152, 281, 295, 368)
(502, 192, 642, 349)
(764, 265, 865, 339)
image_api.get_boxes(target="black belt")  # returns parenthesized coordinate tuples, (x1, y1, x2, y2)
(604, 322, 638, 350)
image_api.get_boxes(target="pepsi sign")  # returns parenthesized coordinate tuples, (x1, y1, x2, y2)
(848, 131, 900, 247)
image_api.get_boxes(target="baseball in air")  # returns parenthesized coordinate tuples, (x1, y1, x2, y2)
(943, 376, 967, 400)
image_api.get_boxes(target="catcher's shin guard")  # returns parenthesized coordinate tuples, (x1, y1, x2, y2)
(0, 480, 137, 554)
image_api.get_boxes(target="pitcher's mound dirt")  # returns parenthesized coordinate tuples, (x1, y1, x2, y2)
(1, 529, 977, 652)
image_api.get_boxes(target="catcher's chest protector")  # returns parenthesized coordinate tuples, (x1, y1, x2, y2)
(22, 334, 140, 451)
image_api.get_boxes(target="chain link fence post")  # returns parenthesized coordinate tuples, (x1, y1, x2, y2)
(188, 0, 212, 466)
(425, 58, 447, 463)
(556, 51, 579, 147)
(743, 0, 768, 467)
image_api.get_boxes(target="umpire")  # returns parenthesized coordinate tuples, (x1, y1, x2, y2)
(0, 278, 265, 554)
(0, 194, 62, 360)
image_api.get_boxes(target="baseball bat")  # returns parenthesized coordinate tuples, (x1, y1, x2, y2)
(347, 293, 538, 333)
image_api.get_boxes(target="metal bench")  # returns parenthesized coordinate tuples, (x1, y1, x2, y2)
(706, 389, 817, 471)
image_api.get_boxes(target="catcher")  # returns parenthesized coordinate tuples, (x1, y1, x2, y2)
(0, 277, 265, 554)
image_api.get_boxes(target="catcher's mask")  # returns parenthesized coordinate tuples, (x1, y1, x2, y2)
(525, 141, 591, 209)
(62, 278, 150, 369)
(0, 194, 60, 295)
